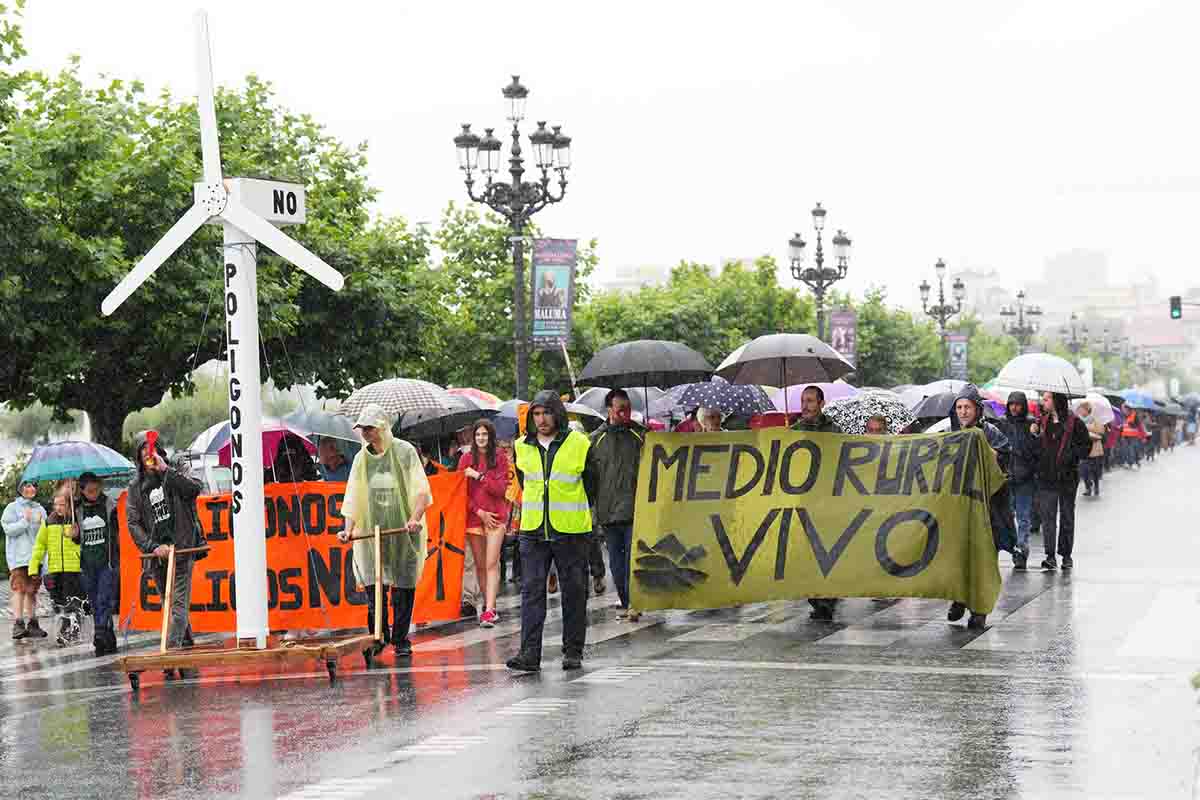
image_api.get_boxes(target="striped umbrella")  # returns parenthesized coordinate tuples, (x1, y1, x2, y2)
(20, 441, 135, 484)
(338, 378, 456, 419)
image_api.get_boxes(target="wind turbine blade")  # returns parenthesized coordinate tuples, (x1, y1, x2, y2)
(101, 204, 211, 316)
(221, 201, 345, 291)
(195, 11, 223, 186)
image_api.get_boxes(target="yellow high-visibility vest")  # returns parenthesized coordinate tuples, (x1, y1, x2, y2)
(514, 431, 592, 535)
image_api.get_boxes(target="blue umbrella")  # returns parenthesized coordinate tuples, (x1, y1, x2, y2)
(1119, 390, 1158, 411)
(20, 441, 135, 484)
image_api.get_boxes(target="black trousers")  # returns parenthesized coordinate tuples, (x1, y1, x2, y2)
(365, 586, 417, 645)
(587, 528, 606, 580)
(1038, 480, 1078, 560)
(518, 534, 588, 663)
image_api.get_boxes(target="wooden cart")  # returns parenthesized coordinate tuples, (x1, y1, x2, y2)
(119, 525, 398, 690)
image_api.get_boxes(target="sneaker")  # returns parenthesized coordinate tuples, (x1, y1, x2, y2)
(562, 654, 583, 671)
(1061, 557, 1074, 570)
(616, 608, 629, 620)
(548, 573, 559, 595)
(506, 654, 541, 673)
(479, 609, 498, 628)
(1041, 558, 1058, 571)
(947, 602, 967, 622)
(11, 619, 27, 640)
(25, 618, 47, 639)
(460, 602, 478, 619)
(1012, 551, 1028, 571)
(393, 639, 413, 658)
(809, 599, 835, 622)
(967, 613, 987, 631)
(593, 576, 605, 595)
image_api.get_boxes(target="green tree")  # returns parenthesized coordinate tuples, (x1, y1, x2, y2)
(418, 204, 597, 398)
(0, 403, 80, 444)
(845, 288, 943, 388)
(0, 62, 430, 450)
(573, 257, 815, 384)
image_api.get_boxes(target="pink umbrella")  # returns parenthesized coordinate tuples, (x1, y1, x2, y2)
(447, 387, 501, 409)
(770, 382, 859, 413)
(217, 423, 317, 468)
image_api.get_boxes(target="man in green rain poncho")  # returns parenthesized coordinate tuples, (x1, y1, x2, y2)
(336, 404, 433, 658)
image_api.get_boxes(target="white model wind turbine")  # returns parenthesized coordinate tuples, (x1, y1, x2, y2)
(102, 10, 344, 649)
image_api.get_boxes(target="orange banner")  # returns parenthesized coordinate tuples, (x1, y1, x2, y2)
(117, 472, 467, 632)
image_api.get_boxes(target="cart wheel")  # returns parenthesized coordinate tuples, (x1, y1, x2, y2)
(128, 672, 141, 691)
(326, 659, 337, 683)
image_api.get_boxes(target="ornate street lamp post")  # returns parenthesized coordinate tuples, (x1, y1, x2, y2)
(788, 203, 852, 342)
(918, 258, 966, 376)
(454, 76, 572, 400)
(999, 290, 1043, 353)
(1060, 312, 1089, 355)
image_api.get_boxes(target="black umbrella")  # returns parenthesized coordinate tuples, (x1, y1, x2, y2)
(394, 395, 497, 440)
(577, 340, 713, 389)
(715, 334, 855, 415)
(912, 391, 1000, 421)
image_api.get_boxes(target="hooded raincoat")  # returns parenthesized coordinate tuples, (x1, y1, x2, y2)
(949, 385, 1017, 554)
(998, 391, 1040, 485)
(342, 407, 432, 589)
(2, 491, 46, 570)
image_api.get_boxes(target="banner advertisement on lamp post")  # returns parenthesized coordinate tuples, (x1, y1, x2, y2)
(947, 333, 969, 380)
(531, 238, 576, 351)
(829, 310, 857, 362)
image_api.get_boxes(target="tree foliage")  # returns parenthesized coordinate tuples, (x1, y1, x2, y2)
(946, 314, 1020, 386)
(845, 288, 943, 388)
(0, 63, 429, 450)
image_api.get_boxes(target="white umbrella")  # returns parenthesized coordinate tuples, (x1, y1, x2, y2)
(899, 379, 970, 410)
(996, 353, 1086, 398)
(1073, 393, 1115, 426)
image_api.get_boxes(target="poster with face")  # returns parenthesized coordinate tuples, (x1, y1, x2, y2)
(531, 238, 577, 351)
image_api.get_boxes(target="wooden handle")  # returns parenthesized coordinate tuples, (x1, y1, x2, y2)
(347, 526, 412, 542)
(373, 525, 383, 643)
(140, 545, 211, 560)
(159, 546, 176, 654)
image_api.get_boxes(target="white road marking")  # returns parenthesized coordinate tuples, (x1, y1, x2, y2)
(276, 776, 391, 800)
(648, 658, 1184, 682)
(573, 665, 655, 685)
(669, 623, 768, 643)
(394, 734, 487, 757)
(496, 697, 575, 716)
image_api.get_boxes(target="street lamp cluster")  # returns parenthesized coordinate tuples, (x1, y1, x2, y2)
(787, 203, 852, 342)
(999, 291, 1043, 351)
(918, 259, 966, 376)
(454, 76, 573, 399)
(1060, 312, 1089, 355)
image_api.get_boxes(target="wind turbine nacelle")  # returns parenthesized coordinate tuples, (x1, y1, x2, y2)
(196, 177, 307, 226)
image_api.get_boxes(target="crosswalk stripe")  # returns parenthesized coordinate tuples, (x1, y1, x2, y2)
(669, 622, 771, 643)
(964, 580, 1110, 652)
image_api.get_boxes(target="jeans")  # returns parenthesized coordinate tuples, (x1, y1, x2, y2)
(149, 555, 194, 648)
(1010, 481, 1035, 553)
(82, 565, 117, 638)
(1081, 456, 1103, 493)
(603, 523, 634, 608)
(1038, 480, 1078, 561)
(518, 534, 588, 663)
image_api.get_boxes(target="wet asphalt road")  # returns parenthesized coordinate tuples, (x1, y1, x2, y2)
(2, 447, 1199, 799)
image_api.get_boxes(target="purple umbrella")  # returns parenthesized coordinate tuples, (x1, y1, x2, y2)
(770, 382, 859, 414)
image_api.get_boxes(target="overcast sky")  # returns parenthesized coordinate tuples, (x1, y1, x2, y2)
(18, 1, 1200, 309)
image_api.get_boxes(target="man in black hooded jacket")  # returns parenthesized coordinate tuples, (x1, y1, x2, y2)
(127, 431, 205, 669)
(997, 392, 1040, 569)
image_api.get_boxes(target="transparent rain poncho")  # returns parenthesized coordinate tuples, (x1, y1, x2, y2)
(342, 411, 431, 589)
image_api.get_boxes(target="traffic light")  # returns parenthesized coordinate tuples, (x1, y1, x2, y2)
(1170, 295, 1183, 319)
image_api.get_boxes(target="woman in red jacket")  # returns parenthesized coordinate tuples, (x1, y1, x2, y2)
(458, 419, 511, 627)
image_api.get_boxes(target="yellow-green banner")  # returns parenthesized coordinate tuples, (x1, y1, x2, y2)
(630, 428, 1007, 614)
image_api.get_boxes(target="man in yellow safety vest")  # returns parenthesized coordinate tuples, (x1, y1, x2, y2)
(506, 390, 597, 672)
